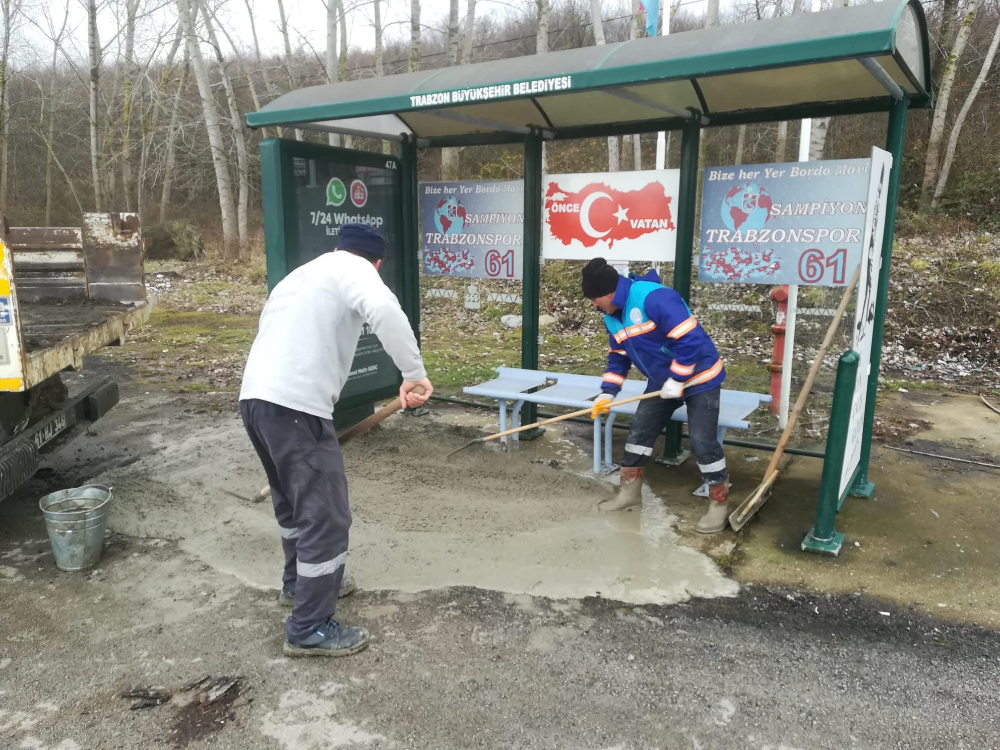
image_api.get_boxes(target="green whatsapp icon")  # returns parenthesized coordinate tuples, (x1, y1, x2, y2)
(326, 177, 347, 206)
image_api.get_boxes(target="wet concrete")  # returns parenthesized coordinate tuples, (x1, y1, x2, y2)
(84, 401, 736, 606)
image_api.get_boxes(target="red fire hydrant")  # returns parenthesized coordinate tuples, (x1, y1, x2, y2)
(767, 286, 788, 415)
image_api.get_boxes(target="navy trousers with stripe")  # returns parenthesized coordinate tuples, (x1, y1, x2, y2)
(620, 387, 728, 486)
(240, 399, 351, 642)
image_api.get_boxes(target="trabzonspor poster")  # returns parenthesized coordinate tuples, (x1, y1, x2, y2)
(420, 181, 524, 280)
(542, 170, 680, 262)
(698, 159, 873, 286)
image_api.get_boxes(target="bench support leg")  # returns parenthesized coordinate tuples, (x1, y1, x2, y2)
(512, 399, 525, 448)
(499, 400, 508, 446)
(602, 415, 618, 473)
(592, 417, 602, 474)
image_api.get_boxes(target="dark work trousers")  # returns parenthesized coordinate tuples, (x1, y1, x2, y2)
(240, 398, 351, 643)
(620, 387, 729, 486)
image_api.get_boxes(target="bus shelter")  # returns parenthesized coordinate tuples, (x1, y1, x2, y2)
(246, 0, 932, 551)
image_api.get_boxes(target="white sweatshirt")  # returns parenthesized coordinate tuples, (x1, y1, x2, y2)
(239, 251, 426, 418)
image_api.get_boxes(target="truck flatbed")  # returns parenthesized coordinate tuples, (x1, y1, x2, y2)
(18, 300, 150, 388)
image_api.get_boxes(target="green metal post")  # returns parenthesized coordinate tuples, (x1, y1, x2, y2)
(851, 96, 910, 498)
(399, 136, 421, 342)
(259, 138, 290, 293)
(802, 350, 859, 555)
(658, 117, 700, 466)
(520, 129, 544, 429)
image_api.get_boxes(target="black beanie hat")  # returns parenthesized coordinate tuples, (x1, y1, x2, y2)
(581, 257, 619, 299)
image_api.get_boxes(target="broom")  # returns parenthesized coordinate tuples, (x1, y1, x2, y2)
(728, 264, 861, 532)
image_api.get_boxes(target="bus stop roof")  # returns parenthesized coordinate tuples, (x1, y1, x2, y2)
(246, 0, 931, 145)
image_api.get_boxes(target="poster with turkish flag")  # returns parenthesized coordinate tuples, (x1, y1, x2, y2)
(542, 169, 680, 262)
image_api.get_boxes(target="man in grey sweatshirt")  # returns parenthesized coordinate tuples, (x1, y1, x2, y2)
(239, 223, 433, 658)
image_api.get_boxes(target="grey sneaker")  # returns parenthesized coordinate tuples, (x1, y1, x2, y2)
(283, 618, 370, 658)
(279, 573, 356, 607)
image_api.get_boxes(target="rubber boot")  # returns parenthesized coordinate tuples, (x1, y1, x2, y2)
(696, 483, 730, 534)
(599, 467, 645, 512)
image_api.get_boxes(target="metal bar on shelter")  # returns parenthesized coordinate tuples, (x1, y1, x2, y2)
(851, 95, 910, 498)
(858, 57, 905, 101)
(399, 135, 422, 342)
(602, 89, 701, 122)
(297, 123, 408, 142)
(802, 349, 858, 555)
(659, 116, 701, 464)
(520, 129, 544, 427)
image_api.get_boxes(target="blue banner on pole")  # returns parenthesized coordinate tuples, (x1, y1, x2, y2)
(641, 0, 659, 37)
(420, 181, 524, 280)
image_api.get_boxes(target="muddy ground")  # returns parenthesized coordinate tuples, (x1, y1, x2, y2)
(2, 375, 1000, 748)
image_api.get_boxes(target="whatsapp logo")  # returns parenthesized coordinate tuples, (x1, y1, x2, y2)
(326, 177, 347, 206)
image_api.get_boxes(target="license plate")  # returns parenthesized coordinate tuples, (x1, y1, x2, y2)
(33, 414, 67, 449)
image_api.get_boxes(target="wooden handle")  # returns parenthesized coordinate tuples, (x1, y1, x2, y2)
(338, 385, 425, 445)
(479, 389, 664, 444)
(762, 264, 862, 478)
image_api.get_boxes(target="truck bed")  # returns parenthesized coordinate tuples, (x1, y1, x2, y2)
(18, 299, 150, 388)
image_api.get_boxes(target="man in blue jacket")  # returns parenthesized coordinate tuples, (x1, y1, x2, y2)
(582, 257, 729, 533)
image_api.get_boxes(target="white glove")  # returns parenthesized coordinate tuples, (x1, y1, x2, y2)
(659, 379, 684, 400)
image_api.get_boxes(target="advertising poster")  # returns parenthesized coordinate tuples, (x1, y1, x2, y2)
(290, 150, 401, 402)
(420, 181, 524, 280)
(839, 147, 893, 497)
(698, 158, 874, 286)
(542, 169, 680, 262)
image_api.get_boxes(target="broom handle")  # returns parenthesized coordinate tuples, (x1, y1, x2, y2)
(762, 264, 861, 479)
(480, 389, 665, 444)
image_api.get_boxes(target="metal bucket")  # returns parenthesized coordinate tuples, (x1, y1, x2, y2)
(39, 485, 113, 571)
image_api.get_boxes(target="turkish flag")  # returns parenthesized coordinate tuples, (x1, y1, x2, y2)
(544, 180, 675, 249)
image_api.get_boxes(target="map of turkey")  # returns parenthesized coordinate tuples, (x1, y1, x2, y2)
(545, 181, 674, 248)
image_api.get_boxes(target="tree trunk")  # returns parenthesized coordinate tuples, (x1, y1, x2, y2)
(0, 0, 15, 214)
(921, 0, 981, 206)
(932, 16, 1000, 208)
(373, 0, 391, 155)
(324, 0, 340, 145)
(121, 0, 138, 211)
(45, 46, 57, 224)
(199, 0, 250, 254)
(409, 0, 421, 72)
(932, 0, 960, 83)
(276, 0, 302, 140)
(775, 120, 788, 162)
(35, 127, 84, 215)
(536, 0, 549, 172)
(176, 0, 237, 253)
(808, 116, 830, 161)
(441, 0, 462, 178)
(588, 0, 619, 171)
(536, 0, 549, 54)
(447, 0, 460, 65)
(337, 0, 351, 148)
(461, 0, 477, 64)
(245, 0, 277, 138)
(160, 54, 190, 223)
(734, 125, 746, 165)
(87, 0, 103, 211)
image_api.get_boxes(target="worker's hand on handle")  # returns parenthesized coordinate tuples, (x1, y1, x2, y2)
(400, 377, 433, 409)
(590, 393, 614, 420)
(659, 379, 684, 400)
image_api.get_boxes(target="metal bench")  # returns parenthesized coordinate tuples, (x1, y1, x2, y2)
(464, 367, 772, 492)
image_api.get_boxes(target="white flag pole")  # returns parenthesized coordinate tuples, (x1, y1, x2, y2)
(655, 0, 668, 170)
(778, 0, 820, 429)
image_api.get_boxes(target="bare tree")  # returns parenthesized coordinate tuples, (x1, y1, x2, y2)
(536, 0, 549, 55)
(933, 15, 1000, 208)
(628, 0, 641, 170)
(0, 0, 21, 213)
(324, 0, 340, 146)
(921, 0, 981, 205)
(461, 0, 477, 64)
(447, 0, 460, 65)
(199, 0, 249, 252)
(176, 0, 237, 253)
(276, 0, 303, 140)
(932, 0, 961, 83)
(245, 0, 278, 138)
(808, 116, 830, 161)
(120, 0, 139, 210)
(86, 0, 103, 210)
(159, 49, 189, 222)
(590, 0, 619, 171)
(441, 0, 463, 179)
(409, 0, 421, 72)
